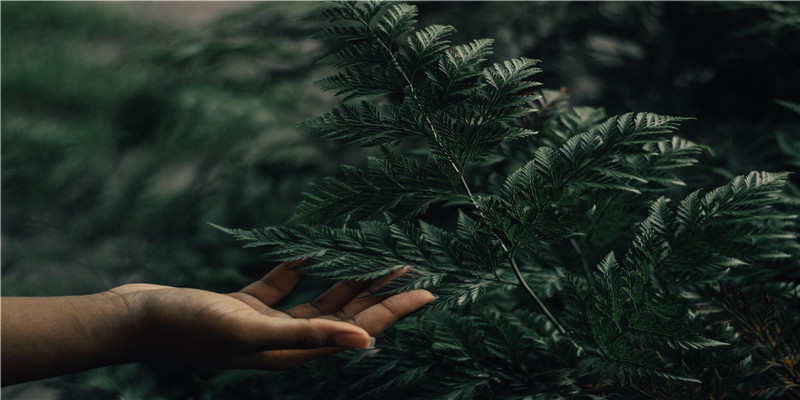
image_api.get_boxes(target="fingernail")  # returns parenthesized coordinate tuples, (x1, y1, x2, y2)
(336, 332, 374, 349)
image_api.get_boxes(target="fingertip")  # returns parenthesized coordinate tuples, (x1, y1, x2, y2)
(380, 289, 437, 315)
(280, 259, 306, 272)
(334, 331, 375, 349)
(408, 289, 437, 304)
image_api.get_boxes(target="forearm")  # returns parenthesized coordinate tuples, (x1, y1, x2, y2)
(1, 292, 140, 386)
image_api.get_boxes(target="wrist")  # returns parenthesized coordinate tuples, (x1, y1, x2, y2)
(93, 287, 148, 365)
(1, 291, 147, 385)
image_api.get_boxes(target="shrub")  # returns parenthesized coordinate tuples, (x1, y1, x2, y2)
(221, 3, 800, 399)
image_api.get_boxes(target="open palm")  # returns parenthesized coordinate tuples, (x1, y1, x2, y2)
(110, 260, 434, 369)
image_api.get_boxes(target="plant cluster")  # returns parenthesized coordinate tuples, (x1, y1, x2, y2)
(4, 1, 798, 399)
(221, 2, 800, 399)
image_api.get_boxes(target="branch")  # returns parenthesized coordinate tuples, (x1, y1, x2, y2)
(379, 39, 568, 334)
(509, 251, 568, 334)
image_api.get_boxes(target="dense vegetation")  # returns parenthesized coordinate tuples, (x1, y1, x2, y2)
(2, 2, 798, 399)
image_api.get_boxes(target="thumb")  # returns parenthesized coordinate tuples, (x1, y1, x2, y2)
(251, 318, 375, 350)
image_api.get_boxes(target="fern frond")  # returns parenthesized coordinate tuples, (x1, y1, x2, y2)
(323, 310, 579, 400)
(299, 102, 419, 146)
(432, 39, 494, 98)
(293, 148, 460, 224)
(474, 58, 542, 127)
(569, 171, 795, 386)
(580, 352, 701, 385)
(312, 24, 373, 42)
(215, 216, 506, 308)
(319, 42, 386, 68)
(555, 107, 609, 139)
(627, 171, 795, 284)
(305, 0, 383, 25)
(397, 24, 456, 72)
(315, 68, 400, 99)
(491, 113, 699, 250)
(375, 3, 417, 46)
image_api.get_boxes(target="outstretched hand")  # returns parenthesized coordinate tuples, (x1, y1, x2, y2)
(109, 261, 435, 369)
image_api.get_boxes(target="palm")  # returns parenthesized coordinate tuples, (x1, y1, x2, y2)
(111, 261, 433, 369)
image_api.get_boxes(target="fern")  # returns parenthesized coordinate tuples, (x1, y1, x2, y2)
(219, 2, 800, 398)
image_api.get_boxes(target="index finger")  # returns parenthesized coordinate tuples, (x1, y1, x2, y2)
(239, 260, 305, 306)
(325, 289, 435, 334)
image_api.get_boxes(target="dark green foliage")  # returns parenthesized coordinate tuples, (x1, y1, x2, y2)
(5, 1, 799, 399)
(566, 171, 796, 388)
(220, 2, 800, 399)
(330, 310, 582, 400)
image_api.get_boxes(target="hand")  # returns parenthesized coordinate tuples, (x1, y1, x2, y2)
(109, 261, 434, 369)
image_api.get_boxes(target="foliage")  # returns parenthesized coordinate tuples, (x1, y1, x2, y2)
(3, 1, 799, 399)
(220, 2, 800, 399)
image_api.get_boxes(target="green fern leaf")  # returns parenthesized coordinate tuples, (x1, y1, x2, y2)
(398, 24, 456, 72)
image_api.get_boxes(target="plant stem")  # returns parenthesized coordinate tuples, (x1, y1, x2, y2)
(488, 277, 522, 286)
(508, 253, 568, 334)
(571, 238, 595, 286)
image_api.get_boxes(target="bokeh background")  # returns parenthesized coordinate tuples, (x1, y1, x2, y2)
(2, 2, 798, 399)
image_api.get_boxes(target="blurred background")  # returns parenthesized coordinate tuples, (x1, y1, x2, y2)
(2, 2, 798, 399)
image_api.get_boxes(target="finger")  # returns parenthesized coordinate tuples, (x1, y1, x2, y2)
(239, 260, 304, 306)
(243, 317, 374, 351)
(287, 266, 409, 318)
(347, 290, 435, 335)
(285, 278, 371, 318)
(324, 266, 411, 320)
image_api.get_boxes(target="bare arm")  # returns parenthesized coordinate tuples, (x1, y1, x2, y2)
(2, 292, 140, 385)
(1, 262, 434, 386)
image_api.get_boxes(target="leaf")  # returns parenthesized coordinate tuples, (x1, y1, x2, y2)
(375, 3, 417, 46)
(398, 24, 456, 72)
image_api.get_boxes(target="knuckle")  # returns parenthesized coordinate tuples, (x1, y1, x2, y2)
(334, 310, 350, 321)
(296, 322, 326, 348)
(310, 298, 327, 313)
(379, 298, 403, 319)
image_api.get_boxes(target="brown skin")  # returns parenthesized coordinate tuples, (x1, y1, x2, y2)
(1, 261, 434, 386)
